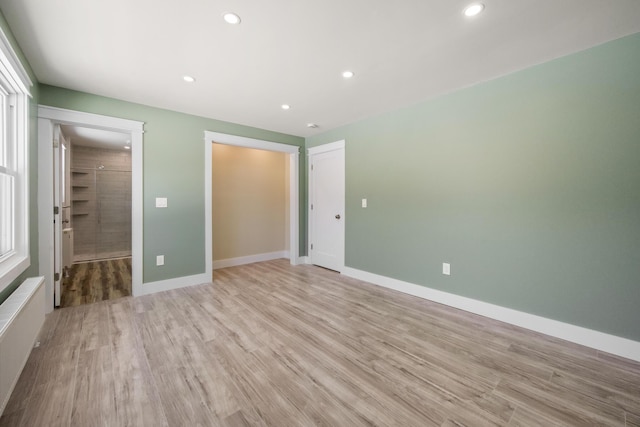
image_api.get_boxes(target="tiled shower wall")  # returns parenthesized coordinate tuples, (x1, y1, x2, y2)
(71, 145, 132, 262)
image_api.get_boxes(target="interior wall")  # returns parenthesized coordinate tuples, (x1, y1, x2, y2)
(306, 33, 640, 342)
(212, 144, 287, 261)
(38, 85, 304, 284)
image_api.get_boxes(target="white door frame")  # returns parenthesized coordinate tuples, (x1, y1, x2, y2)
(204, 131, 300, 278)
(38, 106, 144, 310)
(307, 140, 346, 272)
(52, 124, 64, 307)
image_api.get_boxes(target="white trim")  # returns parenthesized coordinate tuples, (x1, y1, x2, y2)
(213, 251, 289, 270)
(204, 131, 300, 279)
(37, 119, 54, 306)
(207, 132, 299, 154)
(135, 273, 209, 296)
(288, 151, 300, 266)
(0, 31, 32, 293)
(205, 138, 212, 277)
(0, 258, 30, 293)
(37, 106, 144, 306)
(307, 139, 345, 155)
(298, 256, 310, 264)
(0, 26, 32, 96)
(342, 267, 640, 362)
(0, 92, 30, 288)
(38, 106, 143, 132)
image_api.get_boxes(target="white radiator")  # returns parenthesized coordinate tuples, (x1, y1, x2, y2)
(0, 277, 45, 416)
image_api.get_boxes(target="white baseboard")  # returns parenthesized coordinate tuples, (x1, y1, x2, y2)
(213, 251, 289, 270)
(342, 267, 640, 362)
(133, 273, 210, 297)
(297, 256, 310, 265)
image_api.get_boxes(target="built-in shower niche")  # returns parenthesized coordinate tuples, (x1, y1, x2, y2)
(71, 145, 132, 262)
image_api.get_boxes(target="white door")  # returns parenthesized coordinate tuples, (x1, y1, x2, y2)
(52, 125, 65, 307)
(309, 141, 345, 272)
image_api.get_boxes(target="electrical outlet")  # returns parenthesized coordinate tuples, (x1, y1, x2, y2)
(156, 255, 165, 266)
(155, 197, 167, 208)
(443, 262, 450, 276)
(362, 198, 367, 208)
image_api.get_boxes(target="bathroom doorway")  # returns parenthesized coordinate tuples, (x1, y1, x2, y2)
(59, 125, 133, 307)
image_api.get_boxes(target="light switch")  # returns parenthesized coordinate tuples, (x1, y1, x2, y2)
(156, 255, 165, 266)
(362, 198, 367, 208)
(443, 262, 451, 276)
(156, 197, 167, 208)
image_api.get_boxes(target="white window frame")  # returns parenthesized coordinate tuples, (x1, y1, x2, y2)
(0, 27, 33, 293)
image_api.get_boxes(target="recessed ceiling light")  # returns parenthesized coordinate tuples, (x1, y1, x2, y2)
(463, 3, 484, 17)
(281, 104, 291, 110)
(124, 145, 131, 150)
(307, 123, 318, 128)
(183, 75, 196, 83)
(223, 13, 241, 24)
(342, 70, 355, 79)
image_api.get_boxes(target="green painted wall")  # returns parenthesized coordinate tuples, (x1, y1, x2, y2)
(306, 33, 640, 341)
(39, 85, 305, 284)
(0, 10, 40, 304)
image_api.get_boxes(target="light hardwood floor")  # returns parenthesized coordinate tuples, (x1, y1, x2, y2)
(1, 259, 639, 426)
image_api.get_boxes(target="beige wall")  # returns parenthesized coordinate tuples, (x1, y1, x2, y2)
(212, 144, 287, 261)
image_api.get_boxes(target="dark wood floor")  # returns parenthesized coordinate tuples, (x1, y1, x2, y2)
(2, 259, 639, 426)
(60, 258, 131, 308)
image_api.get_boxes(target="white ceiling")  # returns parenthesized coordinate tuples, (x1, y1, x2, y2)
(2, 0, 640, 137)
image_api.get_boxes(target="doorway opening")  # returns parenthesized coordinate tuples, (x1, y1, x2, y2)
(38, 106, 144, 311)
(211, 144, 289, 268)
(59, 125, 133, 307)
(204, 131, 300, 278)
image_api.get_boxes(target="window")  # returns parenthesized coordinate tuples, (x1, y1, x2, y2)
(0, 27, 32, 293)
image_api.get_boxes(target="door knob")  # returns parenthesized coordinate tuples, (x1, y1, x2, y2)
(335, 214, 341, 219)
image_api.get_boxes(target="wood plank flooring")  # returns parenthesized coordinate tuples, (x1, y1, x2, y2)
(60, 258, 132, 307)
(2, 259, 639, 426)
